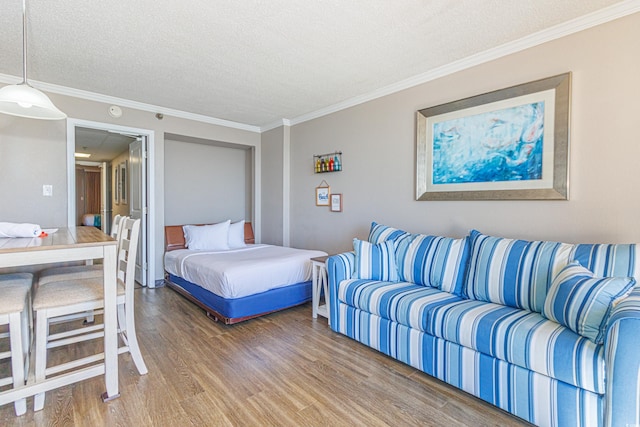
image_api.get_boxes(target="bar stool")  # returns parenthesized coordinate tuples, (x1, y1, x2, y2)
(32, 218, 147, 411)
(0, 273, 33, 416)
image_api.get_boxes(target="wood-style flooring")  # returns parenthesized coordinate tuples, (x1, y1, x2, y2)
(0, 286, 531, 426)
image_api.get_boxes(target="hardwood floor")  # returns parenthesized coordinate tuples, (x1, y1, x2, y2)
(0, 286, 531, 426)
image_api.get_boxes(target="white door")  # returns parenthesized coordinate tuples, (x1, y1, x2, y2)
(100, 162, 112, 234)
(129, 137, 147, 286)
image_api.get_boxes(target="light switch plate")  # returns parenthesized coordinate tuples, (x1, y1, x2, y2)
(43, 185, 53, 197)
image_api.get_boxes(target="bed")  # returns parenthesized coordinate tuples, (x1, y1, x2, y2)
(164, 222, 327, 324)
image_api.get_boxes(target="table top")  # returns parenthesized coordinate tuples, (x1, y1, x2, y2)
(0, 227, 116, 254)
(311, 255, 329, 264)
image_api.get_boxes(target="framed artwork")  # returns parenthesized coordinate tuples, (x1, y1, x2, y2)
(315, 181, 330, 206)
(416, 73, 571, 200)
(330, 193, 342, 212)
(114, 165, 120, 205)
(119, 161, 128, 205)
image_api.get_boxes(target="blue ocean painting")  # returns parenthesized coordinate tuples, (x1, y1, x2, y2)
(432, 102, 545, 184)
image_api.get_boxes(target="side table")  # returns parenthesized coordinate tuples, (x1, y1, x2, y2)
(311, 255, 330, 325)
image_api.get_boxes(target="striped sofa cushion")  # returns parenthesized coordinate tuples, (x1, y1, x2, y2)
(395, 233, 469, 295)
(464, 230, 574, 312)
(352, 238, 399, 282)
(543, 261, 636, 344)
(337, 278, 604, 393)
(338, 279, 462, 327)
(424, 298, 604, 394)
(368, 222, 411, 244)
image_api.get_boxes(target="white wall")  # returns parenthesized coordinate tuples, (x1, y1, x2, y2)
(164, 139, 250, 225)
(289, 13, 640, 255)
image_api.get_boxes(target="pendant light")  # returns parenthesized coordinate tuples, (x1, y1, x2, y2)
(0, 0, 66, 120)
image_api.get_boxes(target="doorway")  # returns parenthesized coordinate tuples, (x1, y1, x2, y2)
(66, 119, 155, 288)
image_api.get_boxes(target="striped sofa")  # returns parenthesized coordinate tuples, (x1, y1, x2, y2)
(327, 224, 640, 427)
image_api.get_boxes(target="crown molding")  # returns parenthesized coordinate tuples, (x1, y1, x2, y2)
(0, 73, 261, 133)
(260, 118, 291, 132)
(288, 1, 640, 126)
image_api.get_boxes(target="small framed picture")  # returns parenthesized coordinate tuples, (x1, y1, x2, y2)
(316, 186, 330, 206)
(330, 193, 342, 212)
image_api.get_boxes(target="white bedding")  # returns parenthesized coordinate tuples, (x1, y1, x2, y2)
(164, 244, 327, 299)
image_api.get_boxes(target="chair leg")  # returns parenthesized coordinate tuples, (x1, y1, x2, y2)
(34, 310, 49, 411)
(9, 312, 26, 416)
(121, 302, 147, 375)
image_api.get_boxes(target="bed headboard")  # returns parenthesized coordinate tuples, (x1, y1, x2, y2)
(164, 222, 255, 252)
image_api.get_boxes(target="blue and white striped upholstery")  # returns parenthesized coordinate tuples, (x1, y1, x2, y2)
(336, 306, 602, 427)
(353, 238, 399, 282)
(605, 287, 640, 427)
(543, 262, 636, 344)
(367, 222, 410, 244)
(338, 279, 462, 328)
(395, 233, 469, 295)
(464, 230, 574, 312)
(572, 243, 640, 281)
(327, 230, 640, 427)
(338, 278, 604, 393)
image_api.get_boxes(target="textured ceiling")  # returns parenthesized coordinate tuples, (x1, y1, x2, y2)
(0, 1, 634, 128)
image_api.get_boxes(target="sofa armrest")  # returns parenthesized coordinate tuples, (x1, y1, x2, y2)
(604, 287, 640, 427)
(327, 252, 355, 332)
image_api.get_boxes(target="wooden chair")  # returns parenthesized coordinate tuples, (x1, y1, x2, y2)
(0, 273, 33, 416)
(37, 215, 127, 286)
(32, 218, 147, 411)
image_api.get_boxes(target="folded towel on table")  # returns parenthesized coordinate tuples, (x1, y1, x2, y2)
(0, 222, 43, 238)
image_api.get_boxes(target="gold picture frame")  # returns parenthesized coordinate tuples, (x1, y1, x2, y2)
(416, 73, 571, 201)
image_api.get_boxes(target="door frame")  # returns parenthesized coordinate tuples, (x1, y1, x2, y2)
(66, 118, 156, 288)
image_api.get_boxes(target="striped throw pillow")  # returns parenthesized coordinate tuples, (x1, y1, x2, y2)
(395, 233, 469, 295)
(368, 222, 410, 245)
(353, 238, 398, 282)
(464, 230, 574, 312)
(542, 261, 636, 344)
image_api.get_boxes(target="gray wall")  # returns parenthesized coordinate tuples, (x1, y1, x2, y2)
(0, 115, 67, 226)
(0, 95, 260, 281)
(164, 139, 250, 225)
(289, 13, 640, 255)
(261, 126, 285, 245)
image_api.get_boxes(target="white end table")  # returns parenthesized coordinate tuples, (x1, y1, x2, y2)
(311, 256, 330, 325)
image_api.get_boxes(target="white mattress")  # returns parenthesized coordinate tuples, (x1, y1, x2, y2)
(164, 244, 327, 299)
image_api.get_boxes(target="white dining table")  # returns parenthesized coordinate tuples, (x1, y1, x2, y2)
(0, 226, 119, 408)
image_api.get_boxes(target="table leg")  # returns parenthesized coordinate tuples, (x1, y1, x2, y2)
(101, 244, 120, 401)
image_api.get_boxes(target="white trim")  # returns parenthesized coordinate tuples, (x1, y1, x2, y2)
(0, 74, 260, 134)
(287, 1, 640, 126)
(261, 118, 292, 132)
(282, 125, 291, 247)
(66, 118, 156, 288)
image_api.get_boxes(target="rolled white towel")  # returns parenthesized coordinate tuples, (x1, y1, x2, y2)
(0, 222, 43, 238)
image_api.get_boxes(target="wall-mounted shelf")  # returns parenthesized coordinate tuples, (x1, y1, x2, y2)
(314, 151, 342, 173)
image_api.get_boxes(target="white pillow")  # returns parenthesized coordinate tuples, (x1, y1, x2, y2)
(228, 220, 246, 249)
(183, 220, 231, 250)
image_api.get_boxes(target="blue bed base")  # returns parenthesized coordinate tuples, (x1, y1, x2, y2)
(166, 273, 312, 324)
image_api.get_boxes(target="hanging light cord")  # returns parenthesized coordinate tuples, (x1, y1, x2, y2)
(21, 0, 28, 85)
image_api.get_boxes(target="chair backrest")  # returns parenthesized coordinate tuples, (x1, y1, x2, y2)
(110, 215, 122, 239)
(112, 215, 130, 253)
(117, 218, 141, 300)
